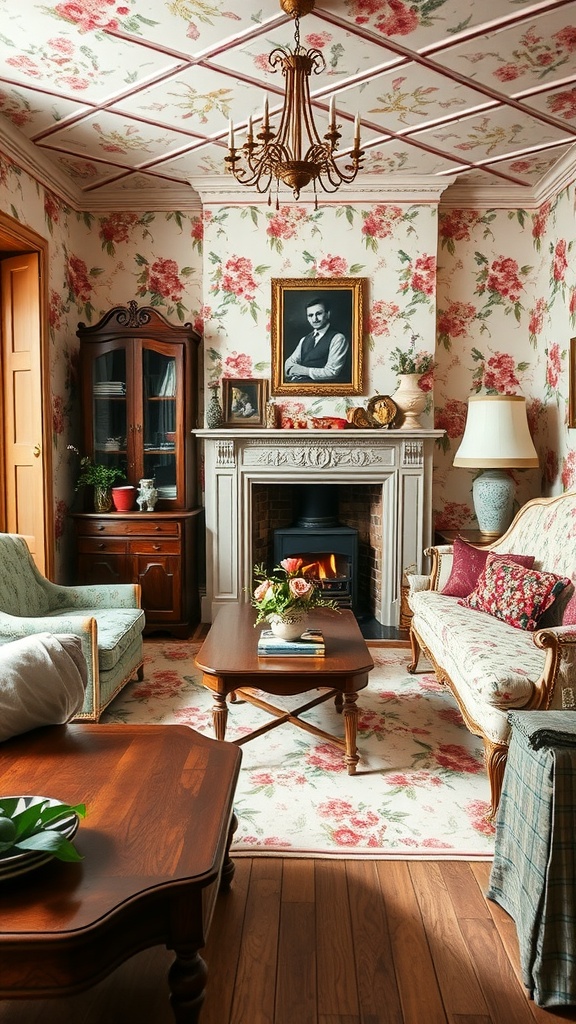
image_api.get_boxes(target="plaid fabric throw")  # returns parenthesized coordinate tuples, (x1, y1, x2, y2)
(487, 711, 576, 1007)
(510, 710, 576, 750)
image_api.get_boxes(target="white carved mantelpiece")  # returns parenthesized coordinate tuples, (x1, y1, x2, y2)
(194, 428, 443, 625)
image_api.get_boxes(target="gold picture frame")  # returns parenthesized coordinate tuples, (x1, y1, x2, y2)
(570, 337, 576, 428)
(222, 378, 269, 427)
(271, 277, 365, 396)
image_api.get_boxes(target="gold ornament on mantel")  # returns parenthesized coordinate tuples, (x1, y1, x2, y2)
(346, 395, 398, 429)
(224, 0, 364, 208)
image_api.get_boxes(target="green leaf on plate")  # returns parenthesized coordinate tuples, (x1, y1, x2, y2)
(0, 798, 86, 862)
(14, 832, 84, 862)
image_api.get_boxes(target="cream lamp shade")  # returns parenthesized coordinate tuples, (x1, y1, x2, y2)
(453, 395, 539, 535)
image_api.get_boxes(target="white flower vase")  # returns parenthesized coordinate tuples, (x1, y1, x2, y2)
(268, 613, 307, 641)
(392, 373, 427, 429)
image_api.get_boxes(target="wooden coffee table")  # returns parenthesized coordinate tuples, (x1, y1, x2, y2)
(195, 604, 374, 774)
(0, 724, 241, 1023)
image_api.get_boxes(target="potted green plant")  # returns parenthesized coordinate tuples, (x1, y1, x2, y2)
(68, 446, 126, 512)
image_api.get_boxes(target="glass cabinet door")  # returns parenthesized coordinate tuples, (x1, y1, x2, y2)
(142, 347, 177, 502)
(92, 347, 128, 477)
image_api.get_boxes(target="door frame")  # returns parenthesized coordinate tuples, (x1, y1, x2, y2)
(0, 211, 53, 578)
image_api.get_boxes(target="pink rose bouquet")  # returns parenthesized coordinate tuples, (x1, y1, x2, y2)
(251, 557, 339, 625)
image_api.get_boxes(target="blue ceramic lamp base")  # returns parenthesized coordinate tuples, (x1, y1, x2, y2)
(472, 469, 515, 536)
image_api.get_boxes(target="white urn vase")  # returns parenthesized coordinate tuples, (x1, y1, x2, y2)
(268, 613, 307, 641)
(392, 373, 427, 429)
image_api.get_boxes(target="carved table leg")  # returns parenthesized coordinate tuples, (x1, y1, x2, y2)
(343, 691, 360, 775)
(168, 948, 207, 1024)
(220, 812, 238, 892)
(212, 690, 228, 741)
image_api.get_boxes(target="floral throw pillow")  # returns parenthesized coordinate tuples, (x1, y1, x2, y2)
(461, 555, 572, 631)
(441, 537, 535, 598)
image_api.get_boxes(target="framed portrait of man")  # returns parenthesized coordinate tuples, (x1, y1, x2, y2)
(271, 277, 365, 396)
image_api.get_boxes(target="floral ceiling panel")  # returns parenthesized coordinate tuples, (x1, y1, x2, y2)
(434, 8, 576, 95)
(0, 0, 575, 204)
(334, 64, 494, 133)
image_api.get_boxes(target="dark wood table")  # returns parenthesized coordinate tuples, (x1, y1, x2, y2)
(195, 605, 374, 774)
(0, 724, 241, 1023)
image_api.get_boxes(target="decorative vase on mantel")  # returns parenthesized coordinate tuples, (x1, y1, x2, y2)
(206, 381, 224, 429)
(392, 373, 427, 429)
(267, 613, 308, 642)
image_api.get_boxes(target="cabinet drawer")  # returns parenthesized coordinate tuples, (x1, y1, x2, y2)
(119, 520, 180, 537)
(77, 538, 128, 554)
(130, 539, 180, 555)
(77, 519, 180, 538)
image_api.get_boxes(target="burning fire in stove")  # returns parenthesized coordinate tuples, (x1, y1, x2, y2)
(295, 553, 352, 607)
(301, 553, 339, 580)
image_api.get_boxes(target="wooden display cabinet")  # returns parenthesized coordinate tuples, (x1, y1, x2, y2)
(74, 302, 201, 636)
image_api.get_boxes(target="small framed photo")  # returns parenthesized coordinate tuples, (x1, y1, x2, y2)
(565, 339, 569, 428)
(271, 277, 365, 396)
(222, 378, 269, 427)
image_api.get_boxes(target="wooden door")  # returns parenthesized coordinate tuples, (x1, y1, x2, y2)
(1, 253, 46, 571)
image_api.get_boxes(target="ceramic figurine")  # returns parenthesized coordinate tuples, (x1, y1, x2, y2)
(137, 478, 158, 511)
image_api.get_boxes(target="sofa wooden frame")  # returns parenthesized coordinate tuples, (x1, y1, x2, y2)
(406, 493, 576, 815)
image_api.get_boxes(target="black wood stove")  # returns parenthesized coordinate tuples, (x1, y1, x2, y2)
(273, 484, 359, 613)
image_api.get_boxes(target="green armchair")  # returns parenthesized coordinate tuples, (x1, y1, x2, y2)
(0, 533, 145, 721)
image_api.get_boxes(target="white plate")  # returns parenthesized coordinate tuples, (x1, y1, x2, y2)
(0, 796, 80, 880)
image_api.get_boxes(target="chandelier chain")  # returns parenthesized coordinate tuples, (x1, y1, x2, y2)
(294, 15, 301, 51)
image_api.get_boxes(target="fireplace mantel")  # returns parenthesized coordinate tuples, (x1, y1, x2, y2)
(194, 428, 443, 625)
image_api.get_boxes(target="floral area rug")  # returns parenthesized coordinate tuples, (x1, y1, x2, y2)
(102, 640, 495, 860)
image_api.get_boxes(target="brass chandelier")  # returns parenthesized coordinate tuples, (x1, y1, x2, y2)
(224, 0, 364, 206)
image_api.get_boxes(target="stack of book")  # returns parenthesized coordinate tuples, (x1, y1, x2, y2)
(257, 629, 325, 657)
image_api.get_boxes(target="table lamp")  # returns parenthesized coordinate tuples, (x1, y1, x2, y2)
(453, 395, 539, 535)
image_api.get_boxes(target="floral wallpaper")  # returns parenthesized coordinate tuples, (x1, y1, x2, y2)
(1, 142, 576, 582)
(435, 188, 576, 530)
(200, 201, 438, 425)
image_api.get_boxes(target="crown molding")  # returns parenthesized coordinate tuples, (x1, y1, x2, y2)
(80, 186, 202, 214)
(189, 174, 456, 205)
(0, 120, 202, 213)
(1, 114, 574, 215)
(439, 182, 540, 209)
(533, 148, 576, 206)
(0, 119, 82, 208)
(440, 146, 576, 210)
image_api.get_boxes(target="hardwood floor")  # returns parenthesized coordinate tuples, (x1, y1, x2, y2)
(1, 857, 575, 1024)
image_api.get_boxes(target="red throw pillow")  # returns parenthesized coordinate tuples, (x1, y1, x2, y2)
(461, 555, 571, 631)
(441, 537, 535, 598)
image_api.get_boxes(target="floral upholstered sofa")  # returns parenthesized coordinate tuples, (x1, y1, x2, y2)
(407, 492, 576, 814)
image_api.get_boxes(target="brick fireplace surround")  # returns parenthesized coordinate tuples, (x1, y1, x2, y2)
(195, 428, 443, 627)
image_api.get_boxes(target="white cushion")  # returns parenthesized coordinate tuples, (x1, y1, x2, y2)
(0, 633, 87, 741)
